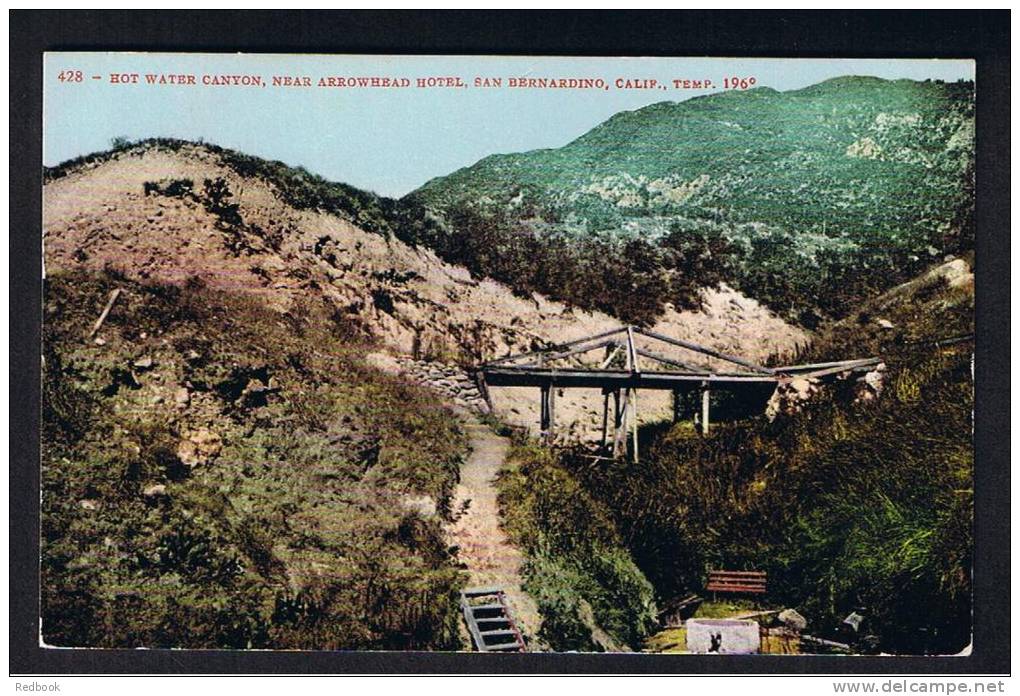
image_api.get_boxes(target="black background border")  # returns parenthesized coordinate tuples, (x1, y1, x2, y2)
(9, 10, 1010, 675)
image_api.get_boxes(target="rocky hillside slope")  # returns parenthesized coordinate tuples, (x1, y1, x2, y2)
(42, 271, 469, 649)
(44, 141, 808, 437)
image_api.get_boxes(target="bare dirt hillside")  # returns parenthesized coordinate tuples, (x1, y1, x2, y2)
(44, 144, 809, 437)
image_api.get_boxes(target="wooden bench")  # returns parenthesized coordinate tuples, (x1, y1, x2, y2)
(706, 570, 767, 597)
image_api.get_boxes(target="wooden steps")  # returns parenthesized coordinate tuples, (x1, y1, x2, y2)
(460, 587, 527, 653)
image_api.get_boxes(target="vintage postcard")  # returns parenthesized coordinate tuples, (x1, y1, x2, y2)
(41, 53, 975, 656)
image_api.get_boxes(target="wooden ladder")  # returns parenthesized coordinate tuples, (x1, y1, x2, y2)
(460, 586, 527, 653)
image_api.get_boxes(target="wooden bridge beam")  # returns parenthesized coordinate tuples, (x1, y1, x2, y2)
(634, 326, 775, 375)
(482, 367, 777, 389)
(637, 347, 703, 373)
(484, 326, 628, 367)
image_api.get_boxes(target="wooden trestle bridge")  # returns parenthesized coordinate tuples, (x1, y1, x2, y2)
(478, 325, 880, 461)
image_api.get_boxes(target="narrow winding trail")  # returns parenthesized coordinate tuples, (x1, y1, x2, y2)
(446, 411, 542, 643)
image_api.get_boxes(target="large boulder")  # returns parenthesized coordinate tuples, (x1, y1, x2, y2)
(133, 356, 156, 371)
(765, 376, 821, 420)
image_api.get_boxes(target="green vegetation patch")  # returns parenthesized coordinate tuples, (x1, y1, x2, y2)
(496, 441, 657, 651)
(560, 260, 974, 654)
(42, 269, 468, 649)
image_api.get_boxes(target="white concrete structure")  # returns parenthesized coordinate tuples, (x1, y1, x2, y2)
(686, 618, 761, 654)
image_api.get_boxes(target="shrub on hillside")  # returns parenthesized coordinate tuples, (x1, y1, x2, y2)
(562, 266, 974, 654)
(497, 443, 658, 650)
(41, 270, 468, 649)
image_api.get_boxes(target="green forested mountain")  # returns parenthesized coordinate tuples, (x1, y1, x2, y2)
(411, 77, 974, 326)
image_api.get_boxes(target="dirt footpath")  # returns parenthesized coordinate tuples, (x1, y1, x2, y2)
(446, 411, 542, 645)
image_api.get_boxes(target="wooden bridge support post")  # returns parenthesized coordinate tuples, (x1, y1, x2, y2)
(548, 385, 556, 442)
(700, 382, 711, 435)
(612, 389, 626, 458)
(600, 344, 616, 452)
(630, 388, 639, 464)
(600, 388, 611, 450)
(476, 371, 495, 414)
(672, 389, 683, 424)
(540, 385, 548, 441)
(540, 384, 556, 443)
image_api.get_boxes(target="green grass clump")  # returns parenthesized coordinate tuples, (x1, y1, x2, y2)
(496, 442, 658, 651)
(41, 270, 469, 649)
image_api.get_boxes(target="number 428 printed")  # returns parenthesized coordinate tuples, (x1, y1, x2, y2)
(57, 69, 83, 82)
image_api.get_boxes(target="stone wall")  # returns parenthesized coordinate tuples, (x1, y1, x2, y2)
(391, 356, 491, 416)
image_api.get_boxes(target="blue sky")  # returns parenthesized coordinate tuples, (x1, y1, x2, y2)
(44, 54, 974, 198)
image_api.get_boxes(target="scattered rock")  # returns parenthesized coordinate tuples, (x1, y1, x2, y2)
(93, 337, 107, 346)
(133, 356, 155, 370)
(939, 258, 974, 289)
(238, 378, 278, 408)
(876, 318, 895, 330)
(177, 428, 222, 468)
(855, 364, 886, 404)
(843, 611, 865, 633)
(79, 499, 98, 511)
(401, 494, 437, 517)
(778, 608, 808, 632)
(174, 387, 190, 409)
(789, 377, 815, 395)
(143, 484, 167, 499)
